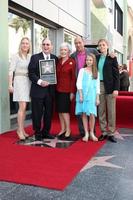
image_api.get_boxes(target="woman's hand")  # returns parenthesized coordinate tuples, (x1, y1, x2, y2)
(70, 93, 75, 101)
(8, 85, 13, 93)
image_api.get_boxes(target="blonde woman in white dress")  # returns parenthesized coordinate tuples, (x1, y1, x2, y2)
(8, 37, 31, 140)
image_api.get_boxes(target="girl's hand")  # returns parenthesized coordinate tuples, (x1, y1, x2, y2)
(96, 99, 100, 106)
(96, 95, 100, 106)
(80, 95, 83, 102)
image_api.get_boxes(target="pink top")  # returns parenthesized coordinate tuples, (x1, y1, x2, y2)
(77, 51, 86, 72)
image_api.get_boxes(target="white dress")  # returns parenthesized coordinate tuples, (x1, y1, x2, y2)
(9, 53, 31, 102)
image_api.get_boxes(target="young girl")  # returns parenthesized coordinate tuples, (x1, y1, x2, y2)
(75, 53, 100, 142)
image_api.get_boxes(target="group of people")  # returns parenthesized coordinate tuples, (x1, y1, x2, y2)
(8, 36, 120, 143)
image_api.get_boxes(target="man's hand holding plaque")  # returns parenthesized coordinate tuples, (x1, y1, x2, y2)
(40, 80, 50, 87)
(39, 59, 57, 84)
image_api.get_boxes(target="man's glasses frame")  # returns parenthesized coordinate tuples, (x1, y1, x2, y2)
(42, 43, 50, 46)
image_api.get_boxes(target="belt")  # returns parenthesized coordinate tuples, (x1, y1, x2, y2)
(100, 80, 104, 82)
(15, 72, 28, 77)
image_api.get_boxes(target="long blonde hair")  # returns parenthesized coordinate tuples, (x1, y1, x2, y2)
(18, 37, 31, 58)
(84, 53, 98, 79)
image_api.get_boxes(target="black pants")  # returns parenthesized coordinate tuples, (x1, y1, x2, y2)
(31, 95, 53, 134)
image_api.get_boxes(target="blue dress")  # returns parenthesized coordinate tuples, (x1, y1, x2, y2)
(75, 70, 98, 116)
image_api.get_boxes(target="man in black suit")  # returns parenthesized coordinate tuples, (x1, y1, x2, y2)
(28, 38, 58, 140)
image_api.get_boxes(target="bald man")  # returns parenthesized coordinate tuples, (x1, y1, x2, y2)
(28, 38, 58, 140)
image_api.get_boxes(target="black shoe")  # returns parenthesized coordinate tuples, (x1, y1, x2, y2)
(108, 135, 117, 143)
(35, 134, 42, 141)
(80, 132, 85, 137)
(42, 134, 55, 139)
(98, 134, 108, 141)
(56, 132, 66, 139)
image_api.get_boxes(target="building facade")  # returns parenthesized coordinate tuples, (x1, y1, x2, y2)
(89, 0, 127, 64)
(0, 0, 128, 133)
(1, 0, 91, 133)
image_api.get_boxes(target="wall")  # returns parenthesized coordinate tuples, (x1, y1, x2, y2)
(91, 0, 124, 56)
(0, 0, 10, 133)
(12, 0, 86, 36)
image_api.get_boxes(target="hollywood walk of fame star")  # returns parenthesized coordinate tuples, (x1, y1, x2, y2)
(115, 130, 133, 140)
(80, 155, 123, 172)
(21, 137, 74, 148)
(43, 65, 53, 73)
(43, 137, 73, 148)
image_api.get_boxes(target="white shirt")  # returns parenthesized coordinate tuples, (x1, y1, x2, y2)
(76, 68, 100, 94)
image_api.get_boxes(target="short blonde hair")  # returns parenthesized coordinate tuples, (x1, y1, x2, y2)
(98, 38, 109, 46)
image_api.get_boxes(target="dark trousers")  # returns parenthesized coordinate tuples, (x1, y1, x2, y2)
(31, 95, 53, 135)
(77, 115, 85, 136)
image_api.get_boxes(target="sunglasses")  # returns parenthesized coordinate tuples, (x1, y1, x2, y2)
(42, 43, 50, 46)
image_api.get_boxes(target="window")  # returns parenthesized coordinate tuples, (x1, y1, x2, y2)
(8, 10, 57, 116)
(64, 31, 76, 53)
(8, 12, 32, 115)
(114, 1, 123, 35)
(115, 50, 123, 64)
(34, 22, 49, 53)
(8, 12, 32, 58)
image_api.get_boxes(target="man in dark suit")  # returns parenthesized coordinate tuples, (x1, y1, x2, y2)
(28, 38, 58, 140)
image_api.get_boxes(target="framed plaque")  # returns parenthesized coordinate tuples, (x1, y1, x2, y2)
(39, 59, 57, 84)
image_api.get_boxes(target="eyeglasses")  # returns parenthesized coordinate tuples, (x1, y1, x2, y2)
(42, 43, 50, 46)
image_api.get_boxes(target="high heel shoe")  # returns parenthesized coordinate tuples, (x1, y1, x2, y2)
(82, 132, 89, 142)
(90, 132, 98, 142)
(65, 131, 71, 138)
(57, 131, 66, 136)
(23, 132, 29, 138)
(57, 131, 66, 139)
(16, 130, 25, 141)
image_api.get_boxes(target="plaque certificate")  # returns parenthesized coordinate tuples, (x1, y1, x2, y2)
(39, 59, 57, 84)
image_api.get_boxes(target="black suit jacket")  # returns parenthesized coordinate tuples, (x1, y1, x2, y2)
(96, 54, 120, 94)
(28, 52, 58, 98)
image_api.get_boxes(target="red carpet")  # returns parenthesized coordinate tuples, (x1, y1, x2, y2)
(116, 95, 133, 128)
(0, 119, 105, 190)
(0, 94, 132, 190)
